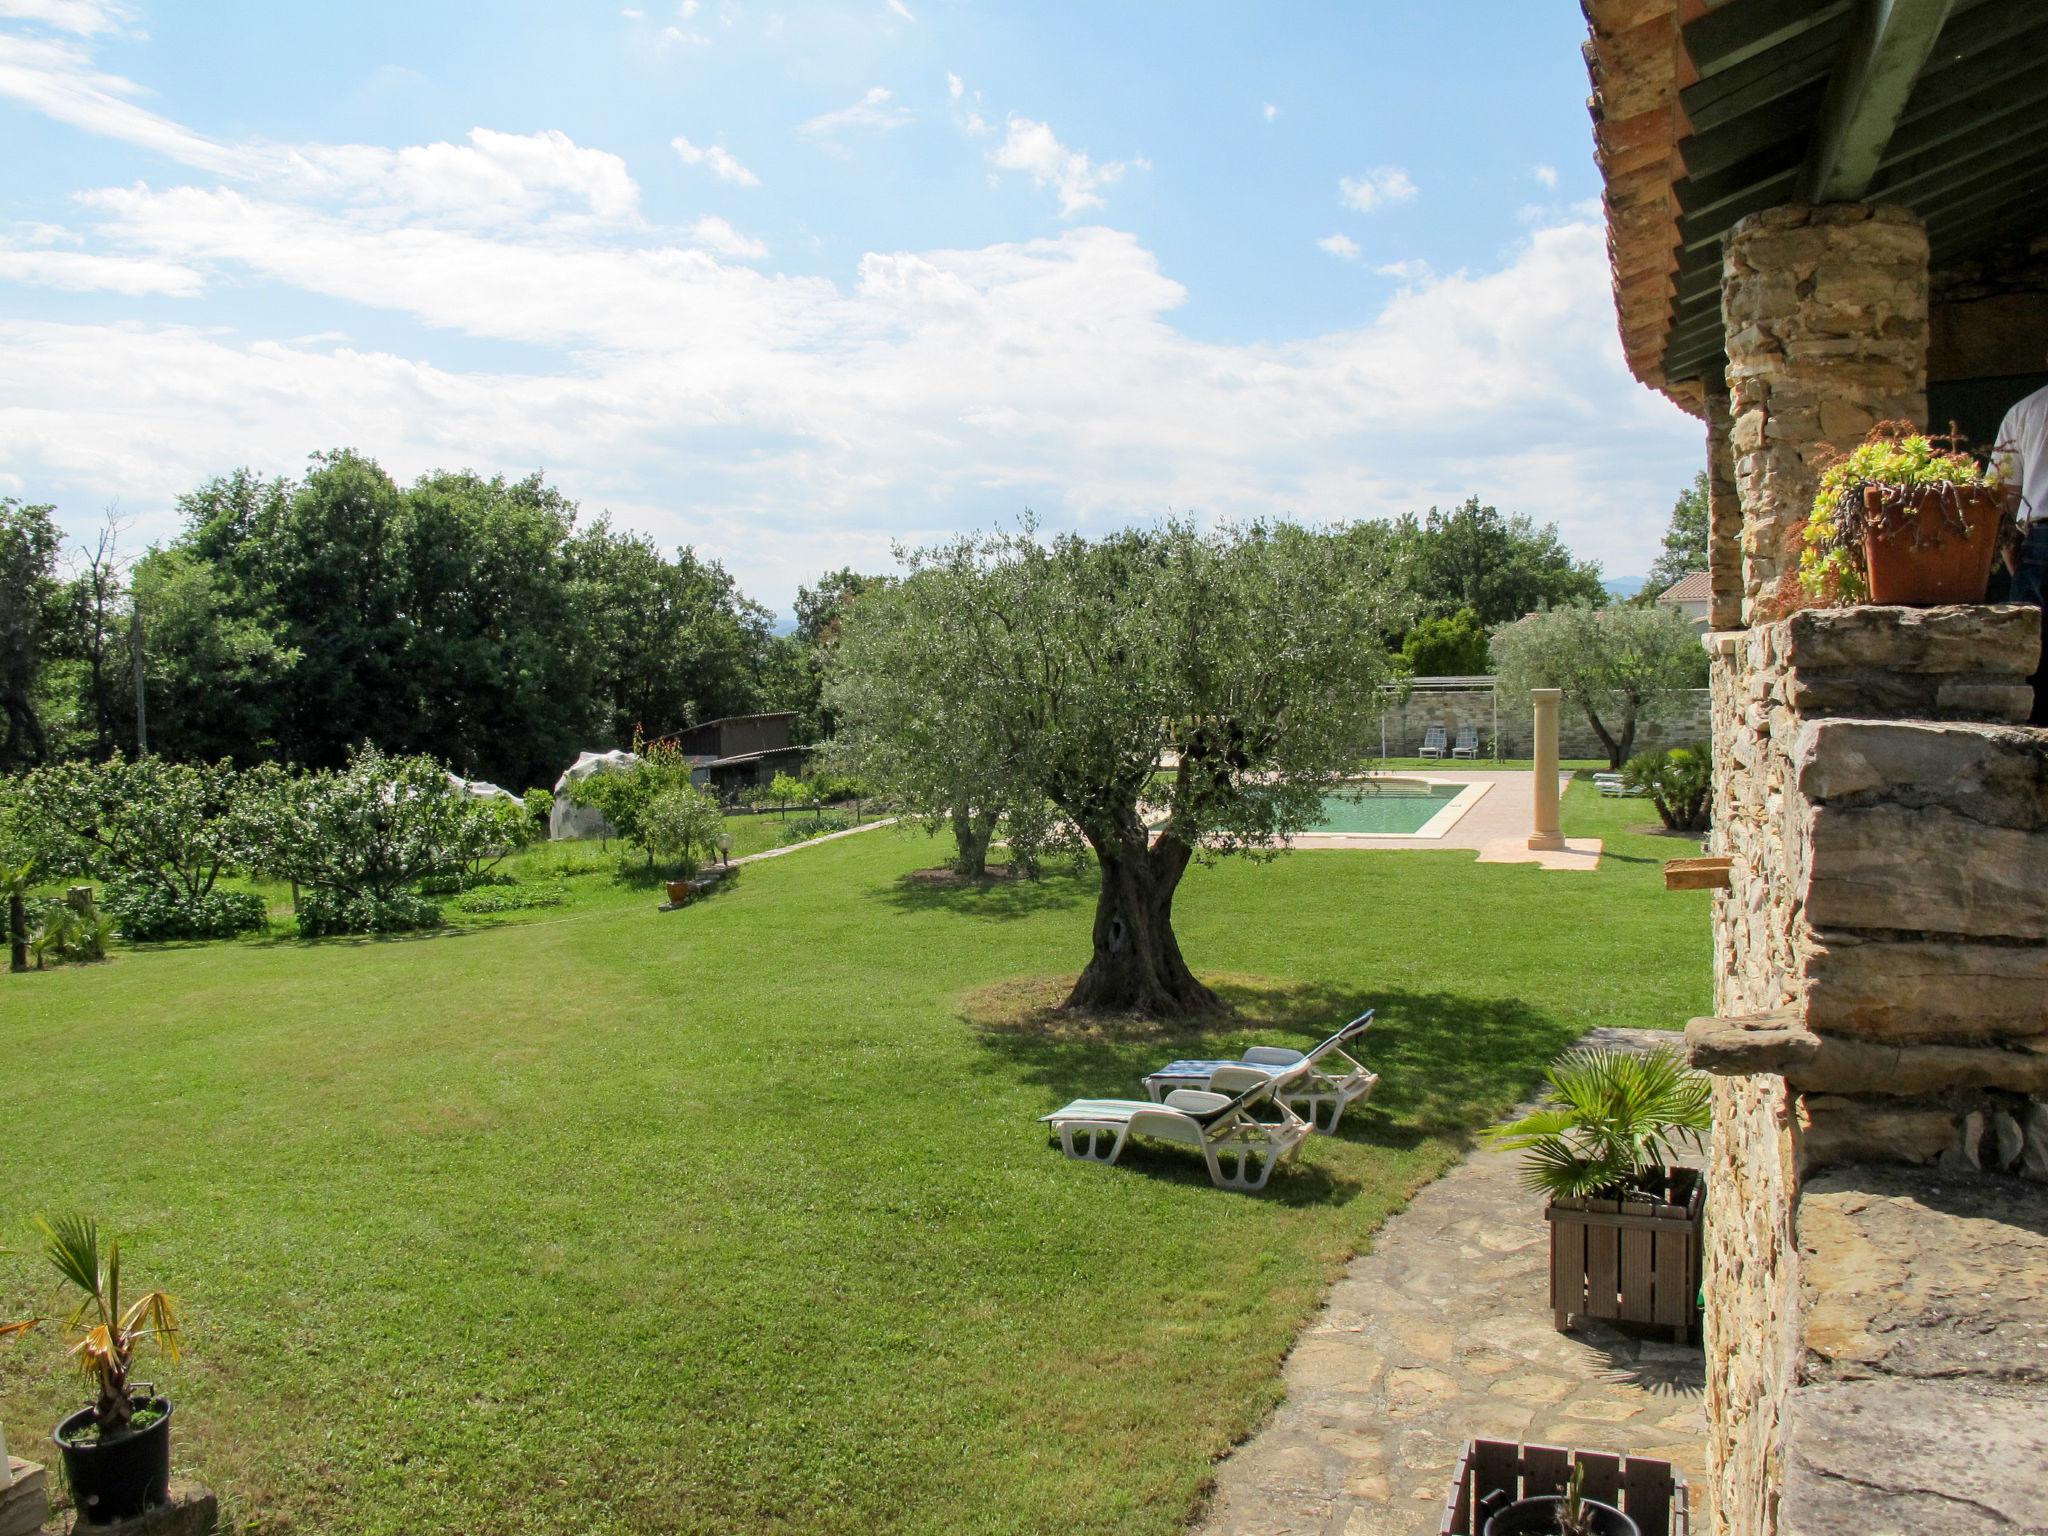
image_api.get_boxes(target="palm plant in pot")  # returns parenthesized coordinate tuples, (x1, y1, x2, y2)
(2, 1215, 183, 1524)
(1485, 1047, 1710, 1340)
(1798, 421, 2017, 606)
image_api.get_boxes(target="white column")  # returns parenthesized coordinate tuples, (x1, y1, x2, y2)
(1528, 688, 1564, 851)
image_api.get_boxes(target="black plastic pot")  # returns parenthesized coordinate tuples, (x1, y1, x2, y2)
(54, 1395, 172, 1525)
(1479, 1490, 1639, 1536)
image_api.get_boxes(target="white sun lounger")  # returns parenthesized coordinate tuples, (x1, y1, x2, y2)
(1142, 1009, 1379, 1134)
(1452, 724, 1480, 759)
(1419, 725, 1448, 759)
(1041, 1067, 1313, 1192)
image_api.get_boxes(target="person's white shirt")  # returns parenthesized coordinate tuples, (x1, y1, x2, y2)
(1992, 381, 2048, 528)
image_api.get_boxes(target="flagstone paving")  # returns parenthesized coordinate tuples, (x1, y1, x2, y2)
(1194, 1028, 1707, 1536)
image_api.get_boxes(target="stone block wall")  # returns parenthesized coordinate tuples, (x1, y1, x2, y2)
(1383, 683, 1710, 761)
(1701, 602, 2048, 1536)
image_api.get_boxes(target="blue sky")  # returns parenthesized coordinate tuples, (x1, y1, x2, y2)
(0, 0, 1702, 614)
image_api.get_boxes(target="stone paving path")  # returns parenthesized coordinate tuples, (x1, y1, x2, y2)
(1194, 1028, 1706, 1536)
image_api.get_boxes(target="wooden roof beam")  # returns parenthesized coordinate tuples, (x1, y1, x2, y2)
(1802, 0, 1957, 201)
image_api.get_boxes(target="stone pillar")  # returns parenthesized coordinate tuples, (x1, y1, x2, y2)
(1722, 204, 1929, 624)
(1704, 374, 1743, 632)
(1527, 688, 1563, 850)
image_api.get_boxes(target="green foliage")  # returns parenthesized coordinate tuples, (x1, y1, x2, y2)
(829, 518, 1411, 1012)
(1, 496, 65, 769)
(774, 812, 850, 847)
(295, 887, 443, 937)
(1483, 1046, 1711, 1200)
(565, 739, 699, 859)
(15, 755, 263, 927)
(453, 881, 568, 913)
(3, 1213, 182, 1437)
(1622, 746, 1712, 833)
(640, 785, 724, 875)
(1644, 471, 1710, 595)
(1352, 497, 1607, 630)
(27, 899, 113, 966)
(247, 746, 505, 931)
(1800, 423, 1988, 602)
(131, 547, 302, 764)
(767, 771, 810, 809)
(103, 880, 267, 942)
(522, 788, 554, 829)
(1398, 606, 1489, 676)
(1489, 604, 1708, 769)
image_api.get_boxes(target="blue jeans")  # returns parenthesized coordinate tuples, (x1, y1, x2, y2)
(2016, 522, 2048, 724)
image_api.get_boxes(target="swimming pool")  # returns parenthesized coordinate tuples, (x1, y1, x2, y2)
(1310, 779, 1469, 836)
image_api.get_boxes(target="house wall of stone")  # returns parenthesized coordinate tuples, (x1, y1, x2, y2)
(1382, 684, 1710, 761)
(1701, 604, 2048, 1536)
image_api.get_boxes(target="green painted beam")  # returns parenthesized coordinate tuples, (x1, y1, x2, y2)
(1801, 0, 1958, 201)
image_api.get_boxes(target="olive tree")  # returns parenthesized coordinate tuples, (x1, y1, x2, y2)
(830, 520, 1408, 1016)
(1489, 604, 1708, 769)
(641, 785, 724, 873)
(825, 567, 1047, 879)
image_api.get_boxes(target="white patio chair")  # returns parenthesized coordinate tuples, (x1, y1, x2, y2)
(1142, 1010, 1378, 1134)
(1041, 1067, 1313, 1192)
(1419, 725, 1448, 759)
(1451, 724, 1480, 759)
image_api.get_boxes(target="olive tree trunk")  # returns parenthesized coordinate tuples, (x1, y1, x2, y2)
(1063, 821, 1216, 1016)
(949, 802, 1001, 878)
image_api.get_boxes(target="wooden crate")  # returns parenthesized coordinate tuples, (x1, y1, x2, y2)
(1440, 1439, 1689, 1536)
(1546, 1166, 1702, 1343)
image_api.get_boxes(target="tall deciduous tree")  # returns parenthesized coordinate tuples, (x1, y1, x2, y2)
(1644, 472, 1710, 595)
(833, 521, 1409, 1015)
(1489, 603, 1708, 768)
(1383, 498, 1608, 627)
(0, 497, 64, 769)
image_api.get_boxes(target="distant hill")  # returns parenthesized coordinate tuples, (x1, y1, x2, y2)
(1603, 576, 1646, 600)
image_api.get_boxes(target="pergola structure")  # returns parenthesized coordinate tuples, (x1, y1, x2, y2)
(1583, 5, 2048, 1535)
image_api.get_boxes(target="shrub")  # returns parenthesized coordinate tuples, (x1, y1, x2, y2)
(640, 786, 724, 874)
(454, 882, 567, 913)
(565, 738, 699, 860)
(776, 812, 849, 847)
(1483, 1046, 1711, 1199)
(249, 746, 501, 905)
(522, 787, 554, 832)
(15, 755, 263, 920)
(103, 879, 267, 941)
(1800, 422, 1989, 602)
(295, 887, 442, 937)
(1621, 745, 1711, 833)
(27, 900, 114, 966)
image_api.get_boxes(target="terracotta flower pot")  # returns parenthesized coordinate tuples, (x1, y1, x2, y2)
(1860, 484, 2013, 605)
(665, 880, 691, 905)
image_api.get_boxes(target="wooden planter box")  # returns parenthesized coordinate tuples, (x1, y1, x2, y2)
(1547, 1166, 1702, 1343)
(1441, 1439, 1689, 1536)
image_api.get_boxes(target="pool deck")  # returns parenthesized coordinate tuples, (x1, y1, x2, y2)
(1291, 770, 1601, 872)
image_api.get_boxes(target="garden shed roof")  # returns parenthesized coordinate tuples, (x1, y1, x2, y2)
(1584, 0, 2048, 416)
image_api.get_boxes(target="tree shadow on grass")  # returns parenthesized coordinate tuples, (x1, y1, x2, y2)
(869, 866, 1092, 923)
(969, 973, 1581, 1178)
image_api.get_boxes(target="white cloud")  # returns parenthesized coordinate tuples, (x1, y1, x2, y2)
(990, 115, 1138, 217)
(1375, 258, 1433, 282)
(678, 0, 700, 14)
(0, 32, 1701, 606)
(671, 135, 759, 186)
(685, 214, 767, 259)
(0, 0, 134, 35)
(1316, 233, 1359, 262)
(798, 85, 911, 141)
(886, 0, 915, 19)
(1263, 103, 1278, 122)
(620, 6, 643, 17)
(659, 24, 709, 47)
(1338, 166, 1418, 213)
(946, 71, 962, 100)
(0, 246, 201, 295)
(1533, 163, 1558, 189)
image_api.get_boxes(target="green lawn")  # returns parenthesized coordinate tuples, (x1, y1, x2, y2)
(0, 780, 1706, 1535)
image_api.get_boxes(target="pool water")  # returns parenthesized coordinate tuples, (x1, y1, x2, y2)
(1311, 782, 1462, 835)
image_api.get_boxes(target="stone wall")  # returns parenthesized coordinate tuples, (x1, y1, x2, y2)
(1382, 683, 1710, 761)
(1699, 603, 2048, 1536)
(1722, 205, 1929, 622)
